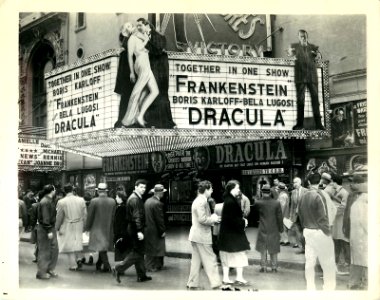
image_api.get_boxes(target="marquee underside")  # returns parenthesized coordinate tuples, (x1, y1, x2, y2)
(48, 128, 329, 158)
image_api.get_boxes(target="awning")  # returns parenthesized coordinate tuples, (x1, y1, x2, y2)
(47, 128, 329, 158)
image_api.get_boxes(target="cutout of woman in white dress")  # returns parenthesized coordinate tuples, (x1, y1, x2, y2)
(121, 21, 159, 127)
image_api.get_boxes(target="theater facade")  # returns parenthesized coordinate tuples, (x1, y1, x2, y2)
(18, 13, 367, 224)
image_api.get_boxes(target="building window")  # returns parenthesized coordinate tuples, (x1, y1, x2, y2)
(75, 13, 86, 32)
(31, 42, 55, 128)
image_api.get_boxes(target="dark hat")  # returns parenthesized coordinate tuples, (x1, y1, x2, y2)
(349, 174, 365, 184)
(261, 184, 271, 193)
(278, 182, 286, 190)
(150, 184, 167, 193)
(96, 183, 108, 191)
(321, 172, 332, 182)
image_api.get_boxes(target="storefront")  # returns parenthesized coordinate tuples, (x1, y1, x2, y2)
(103, 138, 305, 226)
(18, 132, 64, 194)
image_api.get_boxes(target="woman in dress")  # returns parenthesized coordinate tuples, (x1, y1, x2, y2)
(218, 180, 250, 286)
(121, 20, 159, 127)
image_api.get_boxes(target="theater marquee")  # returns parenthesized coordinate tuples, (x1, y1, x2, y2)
(44, 49, 330, 157)
(168, 52, 328, 131)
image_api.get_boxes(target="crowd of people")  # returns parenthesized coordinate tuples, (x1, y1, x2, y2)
(18, 170, 367, 291)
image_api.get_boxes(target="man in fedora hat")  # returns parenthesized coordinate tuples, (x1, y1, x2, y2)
(85, 183, 116, 272)
(113, 179, 152, 283)
(254, 184, 283, 273)
(144, 184, 167, 271)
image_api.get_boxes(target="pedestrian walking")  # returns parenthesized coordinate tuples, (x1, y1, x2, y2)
(347, 174, 368, 289)
(237, 192, 251, 218)
(144, 184, 167, 271)
(254, 184, 283, 273)
(19, 196, 28, 236)
(85, 183, 116, 272)
(35, 184, 59, 280)
(278, 182, 291, 246)
(55, 184, 87, 271)
(270, 178, 280, 200)
(187, 180, 223, 290)
(112, 179, 152, 283)
(218, 180, 251, 286)
(298, 173, 336, 290)
(322, 173, 350, 273)
(113, 190, 129, 262)
(289, 177, 307, 253)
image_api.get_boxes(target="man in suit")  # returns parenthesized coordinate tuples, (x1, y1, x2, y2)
(113, 179, 152, 283)
(287, 29, 325, 130)
(144, 184, 167, 271)
(187, 180, 222, 290)
(289, 177, 307, 253)
(85, 183, 116, 272)
(35, 185, 58, 280)
(254, 184, 283, 273)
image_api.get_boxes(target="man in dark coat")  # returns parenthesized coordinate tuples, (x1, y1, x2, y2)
(287, 29, 325, 130)
(254, 184, 283, 273)
(144, 184, 167, 271)
(85, 183, 116, 272)
(112, 179, 152, 283)
(114, 23, 136, 128)
(36, 185, 58, 280)
(141, 18, 176, 129)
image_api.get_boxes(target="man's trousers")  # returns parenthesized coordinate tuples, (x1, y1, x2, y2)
(187, 242, 221, 289)
(304, 228, 336, 290)
(36, 225, 58, 275)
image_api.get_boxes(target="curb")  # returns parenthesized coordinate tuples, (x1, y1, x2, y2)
(20, 237, 306, 271)
(166, 252, 305, 271)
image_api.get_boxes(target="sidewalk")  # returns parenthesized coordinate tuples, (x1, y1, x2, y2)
(20, 225, 306, 270)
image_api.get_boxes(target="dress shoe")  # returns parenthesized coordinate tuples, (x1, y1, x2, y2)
(283, 242, 291, 246)
(36, 273, 50, 280)
(137, 275, 152, 282)
(280, 242, 285, 246)
(88, 256, 94, 265)
(47, 270, 58, 278)
(112, 267, 121, 283)
(259, 267, 266, 273)
(296, 249, 305, 254)
(95, 261, 102, 271)
(32, 258, 38, 263)
(271, 269, 278, 273)
(76, 259, 83, 269)
(292, 244, 299, 248)
(187, 286, 204, 290)
(316, 125, 326, 130)
(102, 265, 112, 273)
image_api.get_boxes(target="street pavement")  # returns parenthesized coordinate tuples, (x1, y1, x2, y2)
(19, 240, 352, 291)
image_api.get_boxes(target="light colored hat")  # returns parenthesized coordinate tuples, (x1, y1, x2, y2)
(96, 183, 108, 191)
(278, 182, 286, 190)
(150, 184, 167, 193)
(321, 172, 332, 182)
(261, 184, 271, 193)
